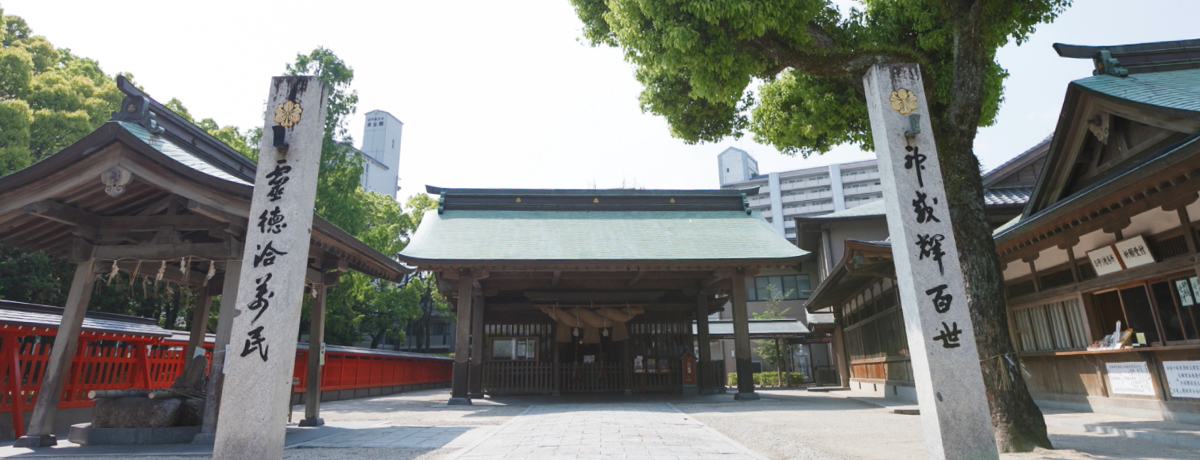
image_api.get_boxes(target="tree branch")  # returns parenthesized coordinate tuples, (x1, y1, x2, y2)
(746, 34, 914, 79)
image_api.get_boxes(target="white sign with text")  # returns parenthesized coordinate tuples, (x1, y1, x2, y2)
(1106, 361, 1156, 396)
(1164, 360, 1200, 399)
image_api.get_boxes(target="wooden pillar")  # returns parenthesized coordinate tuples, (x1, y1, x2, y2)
(16, 259, 95, 448)
(832, 326, 850, 387)
(775, 338, 784, 388)
(449, 271, 474, 405)
(730, 268, 758, 400)
(300, 283, 327, 427)
(184, 290, 214, 373)
(468, 293, 485, 398)
(553, 331, 562, 396)
(196, 259, 242, 443)
(695, 294, 715, 395)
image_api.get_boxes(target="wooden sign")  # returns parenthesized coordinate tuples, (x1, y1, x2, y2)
(1114, 236, 1154, 268)
(863, 64, 998, 460)
(1087, 246, 1123, 276)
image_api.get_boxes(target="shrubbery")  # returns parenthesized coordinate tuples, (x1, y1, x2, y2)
(726, 372, 805, 387)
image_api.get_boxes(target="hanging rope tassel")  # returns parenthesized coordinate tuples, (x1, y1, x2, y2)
(107, 260, 119, 285)
(130, 260, 142, 288)
(203, 260, 216, 287)
(156, 260, 166, 284)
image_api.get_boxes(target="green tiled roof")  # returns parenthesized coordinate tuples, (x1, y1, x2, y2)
(400, 210, 807, 264)
(798, 200, 886, 220)
(1074, 68, 1200, 115)
(119, 121, 252, 186)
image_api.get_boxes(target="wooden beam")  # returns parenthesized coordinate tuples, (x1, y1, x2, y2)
(23, 201, 101, 229)
(99, 214, 223, 232)
(626, 270, 647, 287)
(93, 241, 242, 261)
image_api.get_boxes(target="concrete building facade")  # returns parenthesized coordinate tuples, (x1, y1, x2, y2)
(718, 147, 882, 241)
(359, 110, 404, 198)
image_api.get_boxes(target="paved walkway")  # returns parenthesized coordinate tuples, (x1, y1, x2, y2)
(450, 403, 764, 460)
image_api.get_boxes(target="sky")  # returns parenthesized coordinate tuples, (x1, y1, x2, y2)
(3, 1, 1197, 201)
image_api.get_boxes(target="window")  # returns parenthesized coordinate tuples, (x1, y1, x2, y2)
(744, 275, 811, 301)
(1085, 273, 1200, 346)
(1011, 299, 1088, 352)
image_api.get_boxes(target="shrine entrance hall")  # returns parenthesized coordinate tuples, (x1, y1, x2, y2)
(397, 187, 808, 402)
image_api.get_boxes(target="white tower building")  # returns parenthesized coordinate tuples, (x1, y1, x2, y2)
(359, 110, 403, 198)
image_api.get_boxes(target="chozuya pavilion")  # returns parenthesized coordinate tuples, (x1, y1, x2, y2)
(398, 187, 807, 403)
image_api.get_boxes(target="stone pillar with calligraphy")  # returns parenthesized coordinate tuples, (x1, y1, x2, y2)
(863, 64, 998, 460)
(213, 76, 327, 459)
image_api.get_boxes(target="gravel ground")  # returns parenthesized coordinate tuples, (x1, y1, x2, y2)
(675, 390, 1200, 460)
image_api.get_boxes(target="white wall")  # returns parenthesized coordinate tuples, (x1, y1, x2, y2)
(360, 110, 403, 198)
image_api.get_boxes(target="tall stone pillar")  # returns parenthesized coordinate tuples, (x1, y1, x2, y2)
(300, 284, 327, 427)
(16, 259, 96, 447)
(213, 76, 328, 460)
(449, 271, 474, 405)
(468, 293, 485, 398)
(695, 294, 715, 395)
(864, 63, 997, 459)
(730, 268, 758, 400)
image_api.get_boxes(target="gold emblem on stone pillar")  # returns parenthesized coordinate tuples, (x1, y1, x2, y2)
(273, 100, 303, 127)
(890, 89, 918, 114)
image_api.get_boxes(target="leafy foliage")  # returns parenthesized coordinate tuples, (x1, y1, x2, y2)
(571, 0, 1066, 156)
(0, 8, 124, 174)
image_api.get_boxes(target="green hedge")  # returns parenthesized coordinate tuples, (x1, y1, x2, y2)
(726, 372, 805, 387)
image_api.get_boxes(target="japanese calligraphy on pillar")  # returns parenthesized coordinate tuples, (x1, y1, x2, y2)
(214, 77, 328, 460)
(863, 65, 998, 460)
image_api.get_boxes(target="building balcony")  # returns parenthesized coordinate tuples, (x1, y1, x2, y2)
(841, 171, 881, 183)
(780, 178, 831, 191)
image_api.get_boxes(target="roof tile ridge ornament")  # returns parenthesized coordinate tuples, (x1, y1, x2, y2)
(111, 94, 164, 134)
(437, 192, 446, 214)
(1094, 49, 1129, 77)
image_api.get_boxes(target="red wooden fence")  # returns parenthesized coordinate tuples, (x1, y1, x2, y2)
(0, 329, 451, 439)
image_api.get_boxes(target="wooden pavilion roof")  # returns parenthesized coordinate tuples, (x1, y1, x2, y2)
(399, 187, 806, 322)
(0, 84, 409, 286)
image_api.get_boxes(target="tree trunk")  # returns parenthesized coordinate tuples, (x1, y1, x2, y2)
(370, 331, 383, 349)
(930, 2, 1051, 452)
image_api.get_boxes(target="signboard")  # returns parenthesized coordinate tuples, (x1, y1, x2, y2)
(1087, 246, 1123, 276)
(1106, 362, 1156, 396)
(1114, 236, 1154, 268)
(1088, 236, 1156, 276)
(1164, 361, 1200, 398)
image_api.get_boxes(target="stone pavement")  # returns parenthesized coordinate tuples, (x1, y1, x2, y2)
(291, 422, 492, 450)
(448, 403, 766, 460)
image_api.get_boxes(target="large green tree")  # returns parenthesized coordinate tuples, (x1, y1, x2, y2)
(283, 48, 429, 347)
(571, 0, 1069, 451)
(0, 8, 125, 175)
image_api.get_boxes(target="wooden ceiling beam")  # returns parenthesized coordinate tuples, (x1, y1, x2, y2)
(23, 200, 101, 229)
(92, 241, 243, 261)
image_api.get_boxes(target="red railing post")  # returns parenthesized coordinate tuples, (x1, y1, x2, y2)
(133, 341, 152, 389)
(3, 334, 26, 439)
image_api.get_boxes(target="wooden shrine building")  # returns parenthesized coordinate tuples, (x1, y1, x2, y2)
(0, 77, 409, 446)
(804, 38, 1200, 422)
(397, 187, 807, 403)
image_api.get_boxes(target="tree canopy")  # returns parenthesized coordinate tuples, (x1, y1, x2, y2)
(0, 7, 124, 175)
(571, 0, 1071, 452)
